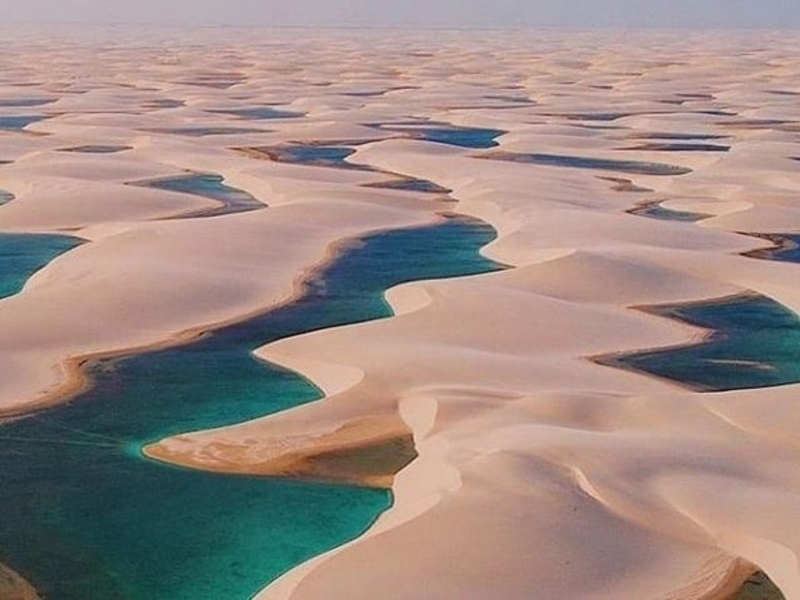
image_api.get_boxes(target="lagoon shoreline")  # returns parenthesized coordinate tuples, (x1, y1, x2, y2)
(1, 26, 799, 600)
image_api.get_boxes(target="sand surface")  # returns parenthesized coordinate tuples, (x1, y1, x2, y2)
(2, 25, 800, 599)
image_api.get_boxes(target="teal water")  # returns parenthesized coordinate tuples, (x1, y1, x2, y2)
(483, 152, 693, 176)
(378, 124, 505, 149)
(0, 189, 14, 206)
(138, 174, 265, 218)
(0, 215, 504, 599)
(0, 233, 83, 299)
(609, 294, 800, 391)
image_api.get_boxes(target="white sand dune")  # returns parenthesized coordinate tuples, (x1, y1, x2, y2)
(2, 25, 800, 600)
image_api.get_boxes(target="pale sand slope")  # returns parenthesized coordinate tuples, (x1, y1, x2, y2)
(2, 26, 800, 600)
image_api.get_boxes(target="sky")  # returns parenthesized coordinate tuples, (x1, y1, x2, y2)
(0, 0, 799, 29)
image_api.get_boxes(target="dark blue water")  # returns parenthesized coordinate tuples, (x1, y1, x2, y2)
(261, 145, 374, 171)
(60, 145, 131, 154)
(623, 143, 730, 152)
(0, 116, 46, 130)
(484, 95, 534, 104)
(0, 99, 55, 108)
(208, 107, 304, 120)
(608, 294, 800, 392)
(254, 145, 449, 192)
(137, 174, 265, 218)
(0, 233, 83, 299)
(745, 234, 800, 263)
(143, 100, 186, 109)
(629, 202, 710, 222)
(365, 177, 451, 194)
(632, 133, 729, 141)
(0, 215, 504, 599)
(146, 127, 266, 137)
(695, 109, 738, 117)
(343, 87, 418, 98)
(558, 112, 631, 121)
(483, 152, 693, 176)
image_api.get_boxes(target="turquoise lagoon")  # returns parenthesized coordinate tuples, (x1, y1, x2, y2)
(610, 227, 800, 392)
(0, 215, 504, 599)
(377, 123, 505, 149)
(608, 294, 800, 392)
(0, 233, 83, 299)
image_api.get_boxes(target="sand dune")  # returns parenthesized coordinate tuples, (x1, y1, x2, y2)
(2, 25, 800, 600)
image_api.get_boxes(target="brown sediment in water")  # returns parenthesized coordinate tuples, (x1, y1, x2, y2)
(144, 414, 418, 489)
(727, 570, 786, 600)
(739, 232, 798, 261)
(0, 563, 40, 600)
(233, 146, 295, 162)
(597, 175, 654, 193)
(232, 138, 382, 162)
(625, 198, 712, 220)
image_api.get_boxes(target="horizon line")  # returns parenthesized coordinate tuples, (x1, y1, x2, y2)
(2, 21, 800, 32)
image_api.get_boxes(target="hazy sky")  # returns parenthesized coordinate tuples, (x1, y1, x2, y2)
(1, 0, 799, 28)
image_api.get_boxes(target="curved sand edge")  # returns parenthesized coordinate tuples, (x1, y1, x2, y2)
(0, 210, 447, 420)
(4, 27, 800, 600)
(0, 563, 40, 600)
